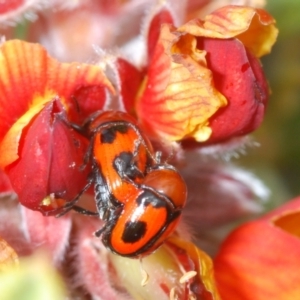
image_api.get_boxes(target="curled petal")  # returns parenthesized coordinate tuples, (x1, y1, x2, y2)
(214, 197, 300, 300)
(147, 8, 174, 60)
(116, 58, 143, 112)
(263, 197, 300, 238)
(0, 98, 52, 168)
(178, 6, 278, 57)
(105, 57, 144, 112)
(136, 24, 226, 142)
(5, 100, 90, 214)
(186, 0, 267, 20)
(273, 211, 300, 237)
(201, 37, 269, 142)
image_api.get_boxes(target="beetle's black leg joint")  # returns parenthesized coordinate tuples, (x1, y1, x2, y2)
(72, 205, 99, 216)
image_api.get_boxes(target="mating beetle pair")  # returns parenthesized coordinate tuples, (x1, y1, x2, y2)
(60, 111, 187, 258)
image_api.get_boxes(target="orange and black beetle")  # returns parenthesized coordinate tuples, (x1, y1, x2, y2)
(100, 165, 187, 257)
(60, 111, 187, 258)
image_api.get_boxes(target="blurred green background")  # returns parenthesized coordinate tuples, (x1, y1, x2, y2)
(240, 0, 300, 207)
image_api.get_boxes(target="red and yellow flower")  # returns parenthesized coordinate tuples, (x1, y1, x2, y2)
(0, 5, 278, 215)
(0, 1, 294, 300)
(136, 6, 277, 144)
(0, 40, 114, 214)
(214, 197, 300, 300)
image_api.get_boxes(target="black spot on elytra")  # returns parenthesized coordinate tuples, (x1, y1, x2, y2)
(100, 125, 128, 143)
(122, 220, 147, 243)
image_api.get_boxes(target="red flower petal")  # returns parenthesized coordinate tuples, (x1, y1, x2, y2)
(136, 24, 226, 143)
(5, 100, 90, 214)
(214, 197, 300, 300)
(178, 6, 278, 57)
(201, 37, 269, 143)
(113, 58, 144, 113)
(147, 8, 174, 60)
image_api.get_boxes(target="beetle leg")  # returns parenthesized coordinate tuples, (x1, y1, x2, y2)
(72, 205, 99, 216)
(56, 178, 93, 218)
(78, 135, 95, 171)
(94, 226, 106, 237)
(94, 206, 122, 237)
